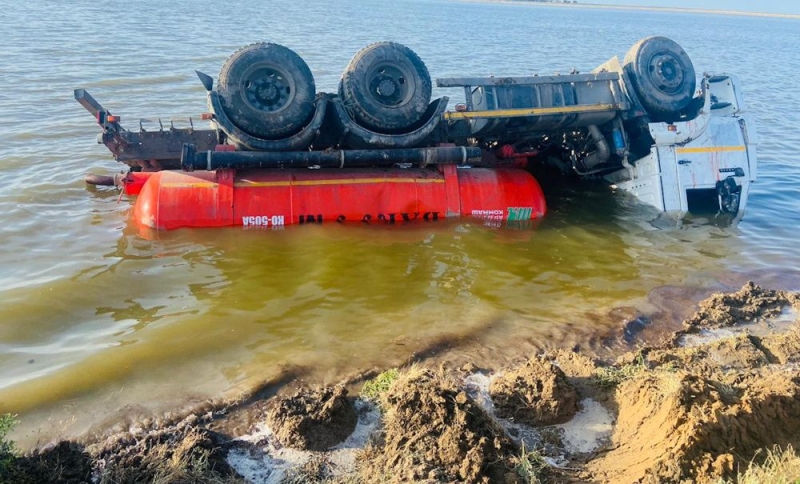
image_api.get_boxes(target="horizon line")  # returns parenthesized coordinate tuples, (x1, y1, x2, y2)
(515, 1, 800, 20)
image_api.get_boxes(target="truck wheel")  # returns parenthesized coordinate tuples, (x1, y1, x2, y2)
(218, 43, 315, 140)
(339, 42, 432, 133)
(623, 36, 696, 120)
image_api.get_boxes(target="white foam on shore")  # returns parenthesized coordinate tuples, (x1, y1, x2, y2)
(555, 398, 613, 454)
(328, 399, 381, 471)
(464, 372, 613, 459)
(463, 372, 553, 456)
(226, 399, 381, 484)
(225, 422, 304, 484)
(463, 372, 495, 412)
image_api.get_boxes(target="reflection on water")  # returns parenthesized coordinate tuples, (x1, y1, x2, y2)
(1, 0, 799, 447)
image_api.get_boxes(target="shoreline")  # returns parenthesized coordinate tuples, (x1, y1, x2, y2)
(470, 0, 800, 20)
(2, 281, 800, 483)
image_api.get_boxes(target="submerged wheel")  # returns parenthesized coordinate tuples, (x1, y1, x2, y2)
(623, 36, 696, 120)
(218, 43, 316, 140)
(339, 42, 432, 133)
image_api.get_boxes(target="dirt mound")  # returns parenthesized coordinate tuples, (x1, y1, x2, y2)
(587, 283, 800, 484)
(647, 330, 800, 379)
(3, 441, 93, 484)
(550, 350, 598, 379)
(265, 386, 356, 451)
(756, 325, 800, 364)
(361, 368, 515, 483)
(683, 281, 799, 331)
(647, 334, 769, 373)
(589, 337, 800, 483)
(89, 420, 237, 483)
(490, 356, 579, 426)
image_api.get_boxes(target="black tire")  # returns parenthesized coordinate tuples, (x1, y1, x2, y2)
(218, 43, 315, 140)
(339, 42, 432, 133)
(623, 36, 696, 120)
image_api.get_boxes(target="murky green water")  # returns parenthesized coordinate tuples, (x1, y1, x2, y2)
(1, 0, 799, 447)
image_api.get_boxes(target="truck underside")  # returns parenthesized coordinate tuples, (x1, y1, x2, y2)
(78, 37, 757, 230)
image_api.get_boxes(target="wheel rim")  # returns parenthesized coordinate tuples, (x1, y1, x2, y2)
(647, 52, 686, 95)
(366, 62, 415, 107)
(241, 64, 296, 113)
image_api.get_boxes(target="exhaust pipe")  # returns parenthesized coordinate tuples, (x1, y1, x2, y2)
(180, 144, 482, 171)
(583, 125, 611, 168)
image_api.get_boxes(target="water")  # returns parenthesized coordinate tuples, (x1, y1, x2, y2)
(1, 0, 800, 447)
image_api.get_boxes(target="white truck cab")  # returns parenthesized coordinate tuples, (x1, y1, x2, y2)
(609, 74, 757, 221)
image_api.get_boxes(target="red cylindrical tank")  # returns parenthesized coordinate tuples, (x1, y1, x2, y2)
(131, 165, 545, 230)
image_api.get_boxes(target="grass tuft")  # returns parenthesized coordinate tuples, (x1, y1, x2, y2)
(281, 454, 367, 483)
(99, 427, 244, 484)
(360, 368, 400, 401)
(716, 445, 800, 484)
(593, 354, 647, 388)
(282, 455, 331, 484)
(0, 413, 18, 477)
(512, 443, 548, 484)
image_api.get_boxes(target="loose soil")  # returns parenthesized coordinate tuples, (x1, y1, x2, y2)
(264, 386, 356, 451)
(757, 325, 800, 364)
(489, 356, 578, 426)
(4, 415, 241, 484)
(361, 367, 517, 483)
(585, 282, 800, 483)
(2, 441, 93, 484)
(683, 280, 800, 331)
(588, 357, 800, 483)
(89, 418, 239, 483)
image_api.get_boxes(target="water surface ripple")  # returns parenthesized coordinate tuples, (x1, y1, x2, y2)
(1, 0, 799, 446)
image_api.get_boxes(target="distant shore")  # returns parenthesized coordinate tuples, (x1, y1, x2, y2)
(489, 0, 800, 20)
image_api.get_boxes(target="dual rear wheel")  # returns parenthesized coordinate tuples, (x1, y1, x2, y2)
(218, 42, 432, 139)
(218, 43, 316, 140)
(339, 41, 432, 133)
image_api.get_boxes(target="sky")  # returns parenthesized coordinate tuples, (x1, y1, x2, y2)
(580, 0, 800, 15)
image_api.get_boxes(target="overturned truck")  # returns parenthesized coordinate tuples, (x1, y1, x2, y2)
(78, 37, 757, 229)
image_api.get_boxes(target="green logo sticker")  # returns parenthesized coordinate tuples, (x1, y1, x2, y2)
(507, 207, 533, 221)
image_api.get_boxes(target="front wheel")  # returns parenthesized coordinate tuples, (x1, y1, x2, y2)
(623, 36, 696, 121)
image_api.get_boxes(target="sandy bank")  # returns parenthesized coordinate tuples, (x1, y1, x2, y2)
(2, 281, 800, 483)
